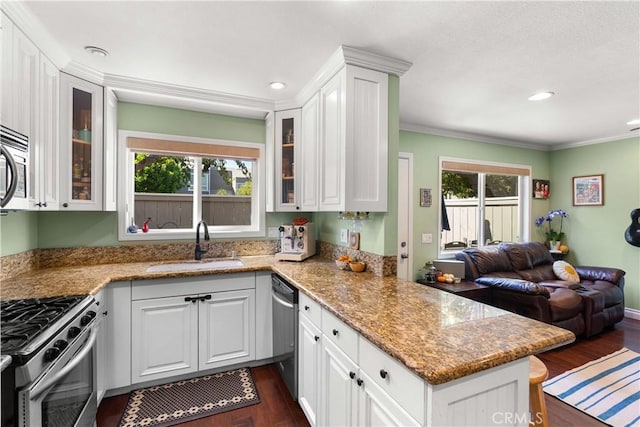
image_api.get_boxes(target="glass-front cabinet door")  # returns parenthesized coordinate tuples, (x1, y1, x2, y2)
(59, 73, 103, 210)
(274, 109, 300, 211)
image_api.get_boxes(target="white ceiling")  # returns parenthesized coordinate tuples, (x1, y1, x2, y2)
(20, 1, 640, 148)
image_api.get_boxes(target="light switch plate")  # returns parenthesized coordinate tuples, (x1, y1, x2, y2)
(340, 229, 349, 244)
(421, 233, 433, 244)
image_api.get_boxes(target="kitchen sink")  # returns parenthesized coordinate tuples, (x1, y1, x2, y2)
(146, 259, 244, 273)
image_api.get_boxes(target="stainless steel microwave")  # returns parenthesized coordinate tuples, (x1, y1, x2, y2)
(0, 125, 30, 210)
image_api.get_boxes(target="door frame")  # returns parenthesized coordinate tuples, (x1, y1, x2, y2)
(397, 152, 414, 280)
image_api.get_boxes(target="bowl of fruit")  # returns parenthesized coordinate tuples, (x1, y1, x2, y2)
(349, 261, 366, 272)
(336, 255, 353, 270)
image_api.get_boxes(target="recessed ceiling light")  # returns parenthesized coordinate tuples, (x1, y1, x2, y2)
(528, 91, 555, 101)
(84, 46, 109, 57)
(626, 118, 640, 126)
(269, 81, 286, 90)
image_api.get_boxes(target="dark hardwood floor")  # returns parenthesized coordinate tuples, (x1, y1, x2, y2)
(97, 317, 639, 426)
(97, 364, 309, 427)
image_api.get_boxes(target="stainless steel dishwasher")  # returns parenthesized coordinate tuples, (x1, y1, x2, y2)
(271, 273, 298, 400)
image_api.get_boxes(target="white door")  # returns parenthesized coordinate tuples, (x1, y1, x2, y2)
(358, 371, 420, 427)
(298, 314, 322, 427)
(131, 296, 198, 383)
(320, 338, 358, 427)
(397, 153, 413, 280)
(199, 289, 255, 370)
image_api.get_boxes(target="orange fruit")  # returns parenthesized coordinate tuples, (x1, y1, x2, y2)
(559, 244, 569, 253)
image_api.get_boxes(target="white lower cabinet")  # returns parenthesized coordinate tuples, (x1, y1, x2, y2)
(103, 281, 132, 392)
(320, 338, 358, 426)
(130, 273, 256, 385)
(199, 289, 255, 370)
(298, 312, 322, 427)
(132, 295, 199, 383)
(358, 369, 420, 427)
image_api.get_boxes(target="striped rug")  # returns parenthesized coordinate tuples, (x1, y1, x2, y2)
(543, 348, 640, 427)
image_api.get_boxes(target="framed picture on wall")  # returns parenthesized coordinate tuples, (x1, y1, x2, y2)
(573, 174, 604, 206)
(420, 188, 432, 207)
(533, 179, 550, 199)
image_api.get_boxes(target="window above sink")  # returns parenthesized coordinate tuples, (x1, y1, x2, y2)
(118, 130, 266, 241)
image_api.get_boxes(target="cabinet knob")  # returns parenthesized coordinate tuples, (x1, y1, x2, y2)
(314, 335, 320, 342)
(63, 202, 69, 208)
(36, 202, 42, 207)
(305, 305, 310, 311)
(296, 206, 300, 210)
(357, 378, 364, 387)
(379, 369, 388, 379)
(349, 371, 356, 379)
(332, 329, 339, 336)
(42, 202, 47, 208)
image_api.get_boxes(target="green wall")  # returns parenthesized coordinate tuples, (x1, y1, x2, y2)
(550, 137, 639, 311)
(0, 211, 39, 255)
(399, 131, 552, 278)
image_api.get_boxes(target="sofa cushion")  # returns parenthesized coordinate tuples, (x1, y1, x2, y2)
(547, 287, 584, 321)
(553, 261, 580, 283)
(463, 246, 513, 275)
(517, 265, 557, 283)
(500, 242, 553, 269)
(581, 281, 624, 307)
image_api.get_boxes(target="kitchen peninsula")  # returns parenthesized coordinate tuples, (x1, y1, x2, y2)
(1, 255, 574, 426)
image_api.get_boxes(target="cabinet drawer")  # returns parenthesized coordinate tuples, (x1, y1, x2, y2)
(321, 310, 358, 363)
(359, 337, 425, 425)
(299, 292, 321, 326)
(132, 272, 255, 300)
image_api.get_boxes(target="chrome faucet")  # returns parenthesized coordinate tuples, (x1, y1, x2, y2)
(195, 220, 210, 260)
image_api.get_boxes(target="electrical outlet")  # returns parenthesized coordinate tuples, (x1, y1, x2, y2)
(268, 227, 280, 238)
(421, 233, 433, 244)
(340, 229, 349, 244)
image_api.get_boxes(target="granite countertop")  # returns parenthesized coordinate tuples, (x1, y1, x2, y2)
(0, 255, 575, 385)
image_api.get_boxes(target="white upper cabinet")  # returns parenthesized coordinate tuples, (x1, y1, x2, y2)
(34, 55, 59, 210)
(274, 109, 302, 211)
(300, 93, 320, 211)
(59, 73, 104, 210)
(2, 12, 59, 210)
(319, 65, 388, 212)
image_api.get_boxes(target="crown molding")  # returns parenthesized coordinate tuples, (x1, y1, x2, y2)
(400, 122, 551, 151)
(105, 73, 274, 119)
(550, 131, 640, 151)
(1, 1, 70, 69)
(294, 45, 413, 108)
(62, 61, 105, 86)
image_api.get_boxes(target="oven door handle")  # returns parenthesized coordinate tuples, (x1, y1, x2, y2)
(272, 291, 294, 309)
(0, 145, 18, 208)
(30, 324, 99, 400)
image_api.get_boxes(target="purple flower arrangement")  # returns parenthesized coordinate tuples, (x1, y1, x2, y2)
(535, 209, 568, 242)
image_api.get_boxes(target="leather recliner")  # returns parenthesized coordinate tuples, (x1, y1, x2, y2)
(455, 242, 625, 337)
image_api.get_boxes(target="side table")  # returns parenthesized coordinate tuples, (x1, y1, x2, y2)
(416, 279, 492, 304)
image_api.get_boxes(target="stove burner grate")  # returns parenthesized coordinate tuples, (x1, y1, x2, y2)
(0, 296, 86, 354)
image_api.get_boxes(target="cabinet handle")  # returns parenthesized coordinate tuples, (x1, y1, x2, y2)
(305, 305, 310, 311)
(357, 378, 364, 387)
(332, 329, 339, 336)
(199, 294, 212, 302)
(379, 369, 388, 379)
(184, 296, 197, 303)
(314, 335, 320, 342)
(42, 202, 47, 208)
(349, 371, 356, 379)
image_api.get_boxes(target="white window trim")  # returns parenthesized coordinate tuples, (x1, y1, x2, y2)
(438, 157, 531, 258)
(117, 130, 265, 241)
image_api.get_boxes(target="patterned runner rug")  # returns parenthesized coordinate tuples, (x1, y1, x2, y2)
(118, 367, 261, 427)
(543, 348, 640, 427)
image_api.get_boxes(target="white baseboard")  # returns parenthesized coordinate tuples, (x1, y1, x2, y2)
(624, 307, 640, 320)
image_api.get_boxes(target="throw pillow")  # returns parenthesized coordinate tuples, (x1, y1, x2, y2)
(553, 260, 580, 284)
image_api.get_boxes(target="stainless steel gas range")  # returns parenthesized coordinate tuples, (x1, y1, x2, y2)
(1, 295, 101, 427)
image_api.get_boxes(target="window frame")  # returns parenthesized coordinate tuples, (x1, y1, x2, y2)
(438, 157, 531, 257)
(117, 130, 265, 241)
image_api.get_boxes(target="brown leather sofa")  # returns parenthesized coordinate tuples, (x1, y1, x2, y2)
(455, 242, 625, 337)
